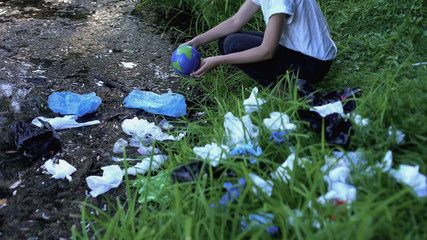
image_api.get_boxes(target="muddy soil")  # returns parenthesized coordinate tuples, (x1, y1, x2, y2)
(0, 0, 194, 238)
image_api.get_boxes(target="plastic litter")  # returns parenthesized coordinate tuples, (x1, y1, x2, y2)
(113, 138, 128, 153)
(243, 87, 266, 114)
(391, 165, 427, 198)
(120, 62, 137, 69)
(298, 110, 354, 148)
(193, 142, 229, 167)
(137, 146, 161, 156)
(269, 131, 287, 144)
(11, 120, 61, 159)
(123, 90, 186, 117)
(43, 158, 76, 181)
(86, 165, 123, 197)
(171, 161, 209, 183)
(311, 101, 344, 117)
(317, 182, 357, 205)
(125, 155, 169, 176)
(31, 115, 100, 130)
(133, 171, 170, 205)
(210, 177, 245, 209)
(121, 117, 176, 146)
(263, 112, 296, 131)
(229, 141, 262, 164)
(159, 119, 174, 130)
(223, 112, 259, 146)
(241, 211, 279, 235)
(48, 91, 102, 117)
(249, 173, 273, 197)
(271, 153, 310, 183)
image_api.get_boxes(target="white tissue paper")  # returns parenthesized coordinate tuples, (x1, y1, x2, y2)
(121, 117, 175, 146)
(86, 165, 123, 197)
(32, 115, 100, 130)
(43, 159, 77, 181)
(317, 182, 357, 205)
(249, 173, 273, 197)
(193, 142, 229, 167)
(311, 101, 344, 117)
(113, 138, 128, 153)
(271, 153, 310, 183)
(125, 155, 169, 176)
(243, 87, 266, 114)
(223, 112, 259, 146)
(263, 112, 296, 131)
(391, 165, 427, 198)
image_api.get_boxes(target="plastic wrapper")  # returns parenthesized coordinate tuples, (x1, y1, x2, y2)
(48, 91, 102, 117)
(223, 112, 259, 146)
(43, 158, 76, 181)
(210, 177, 245, 209)
(193, 142, 229, 167)
(124, 155, 169, 176)
(86, 165, 123, 197)
(241, 211, 279, 235)
(133, 171, 170, 205)
(31, 115, 100, 130)
(243, 87, 266, 114)
(170, 160, 237, 184)
(263, 112, 296, 131)
(11, 120, 61, 159)
(123, 90, 186, 117)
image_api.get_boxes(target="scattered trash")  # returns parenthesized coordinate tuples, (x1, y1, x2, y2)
(48, 91, 102, 117)
(388, 126, 405, 144)
(133, 171, 170, 205)
(243, 87, 266, 114)
(42, 158, 76, 181)
(391, 165, 427, 198)
(229, 141, 262, 164)
(124, 155, 169, 176)
(223, 112, 259, 146)
(241, 211, 279, 235)
(171, 161, 209, 183)
(137, 146, 161, 156)
(113, 138, 128, 154)
(248, 173, 273, 197)
(11, 120, 61, 159)
(311, 101, 344, 118)
(412, 62, 427, 66)
(121, 117, 176, 146)
(269, 131, 287, 144)
(120, 62, 137, 69)
(263, 112, 296, 131)
(210, 177, 245, 209)
(193, 142, 229, 167)
(86, 165, 123, 197)
(159, 119, 174, 130)
(124, 90, 186, 117)
(31, 115, 100, 130)
(271, 153, 310, 183)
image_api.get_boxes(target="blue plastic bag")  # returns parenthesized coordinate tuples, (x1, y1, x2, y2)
(48, 91, 102, 117)
(123, 90, 186, 117)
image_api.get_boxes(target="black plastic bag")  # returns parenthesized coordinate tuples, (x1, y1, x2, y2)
(11, 120, 61, 159)
(297, 110, 354, 148)
(171, 160, 237, 184)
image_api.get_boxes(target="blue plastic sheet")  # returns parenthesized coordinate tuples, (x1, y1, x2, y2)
(123, 90, 186, 117)
(241, 212, 279, 235)
(48, 91, 102, 117)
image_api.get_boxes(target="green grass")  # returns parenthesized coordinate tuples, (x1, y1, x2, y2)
(73, 0, 427, 239)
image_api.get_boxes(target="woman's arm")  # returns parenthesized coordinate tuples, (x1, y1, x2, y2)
(192, 13, 285, 77)
(183, 0, 260, 48)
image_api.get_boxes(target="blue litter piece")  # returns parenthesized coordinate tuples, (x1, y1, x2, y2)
(269, 131, 288, 143)
(48, 91, 102, 117)
(210, 178, 245, 209)
(229, 142, 262, 164)
(123, 90, 186, 117)
(241, 212, 279, 235)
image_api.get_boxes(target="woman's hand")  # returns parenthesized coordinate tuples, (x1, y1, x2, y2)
(191, 56, 221, 78)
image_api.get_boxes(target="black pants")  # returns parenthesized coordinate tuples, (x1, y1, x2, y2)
(218, 31, 333, 88)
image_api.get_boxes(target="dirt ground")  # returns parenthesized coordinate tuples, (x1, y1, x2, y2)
(0, 0, 191, 238)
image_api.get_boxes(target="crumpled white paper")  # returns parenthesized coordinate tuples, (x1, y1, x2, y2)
(243, 87, 266, 114)
(391, 165, 427, 198)
(86, 165, 123, 197)
(271, 153, 310, 183)
(43, 159, 77, 181)
(121, 117, 176, 146)
(223, 112, 259, 146)
(317, 182, 357, 204)
(249, 173, 273, 197)
(311, 101, 344, 117)
(125, 155, 169, 176)
(32, 115, 100, 130)
(193, 142, 229, 167)
(113, 138, 128, 153)
(263, 112, 296, 131)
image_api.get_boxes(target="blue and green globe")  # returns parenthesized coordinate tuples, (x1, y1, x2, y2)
(171, 46, 201, 75)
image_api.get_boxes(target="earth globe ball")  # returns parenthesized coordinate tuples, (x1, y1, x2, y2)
(171, 46, 201, 75)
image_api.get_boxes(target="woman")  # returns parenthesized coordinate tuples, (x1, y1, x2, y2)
(182, 0, 337, 88)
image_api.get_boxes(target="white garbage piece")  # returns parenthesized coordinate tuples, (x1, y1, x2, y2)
(263, 112, 296, 131)
(223, 112, 259, 146)
(113, 138, 128, 153)
(32, 115, 100, 130)
(43, 159, 77, 181)
(125, 155, 169, 176)
(311, 101, 344, 117)
(391, 165, 427, 198)
(243, 87, 266, 114)
(317, 182, 357, 205)
(86, 165, 123, 197)
(121, 117, 175, 146)
(193, 142, 229, 167)
(271, 153, 310, 183)
(249, 173, 273, 197)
